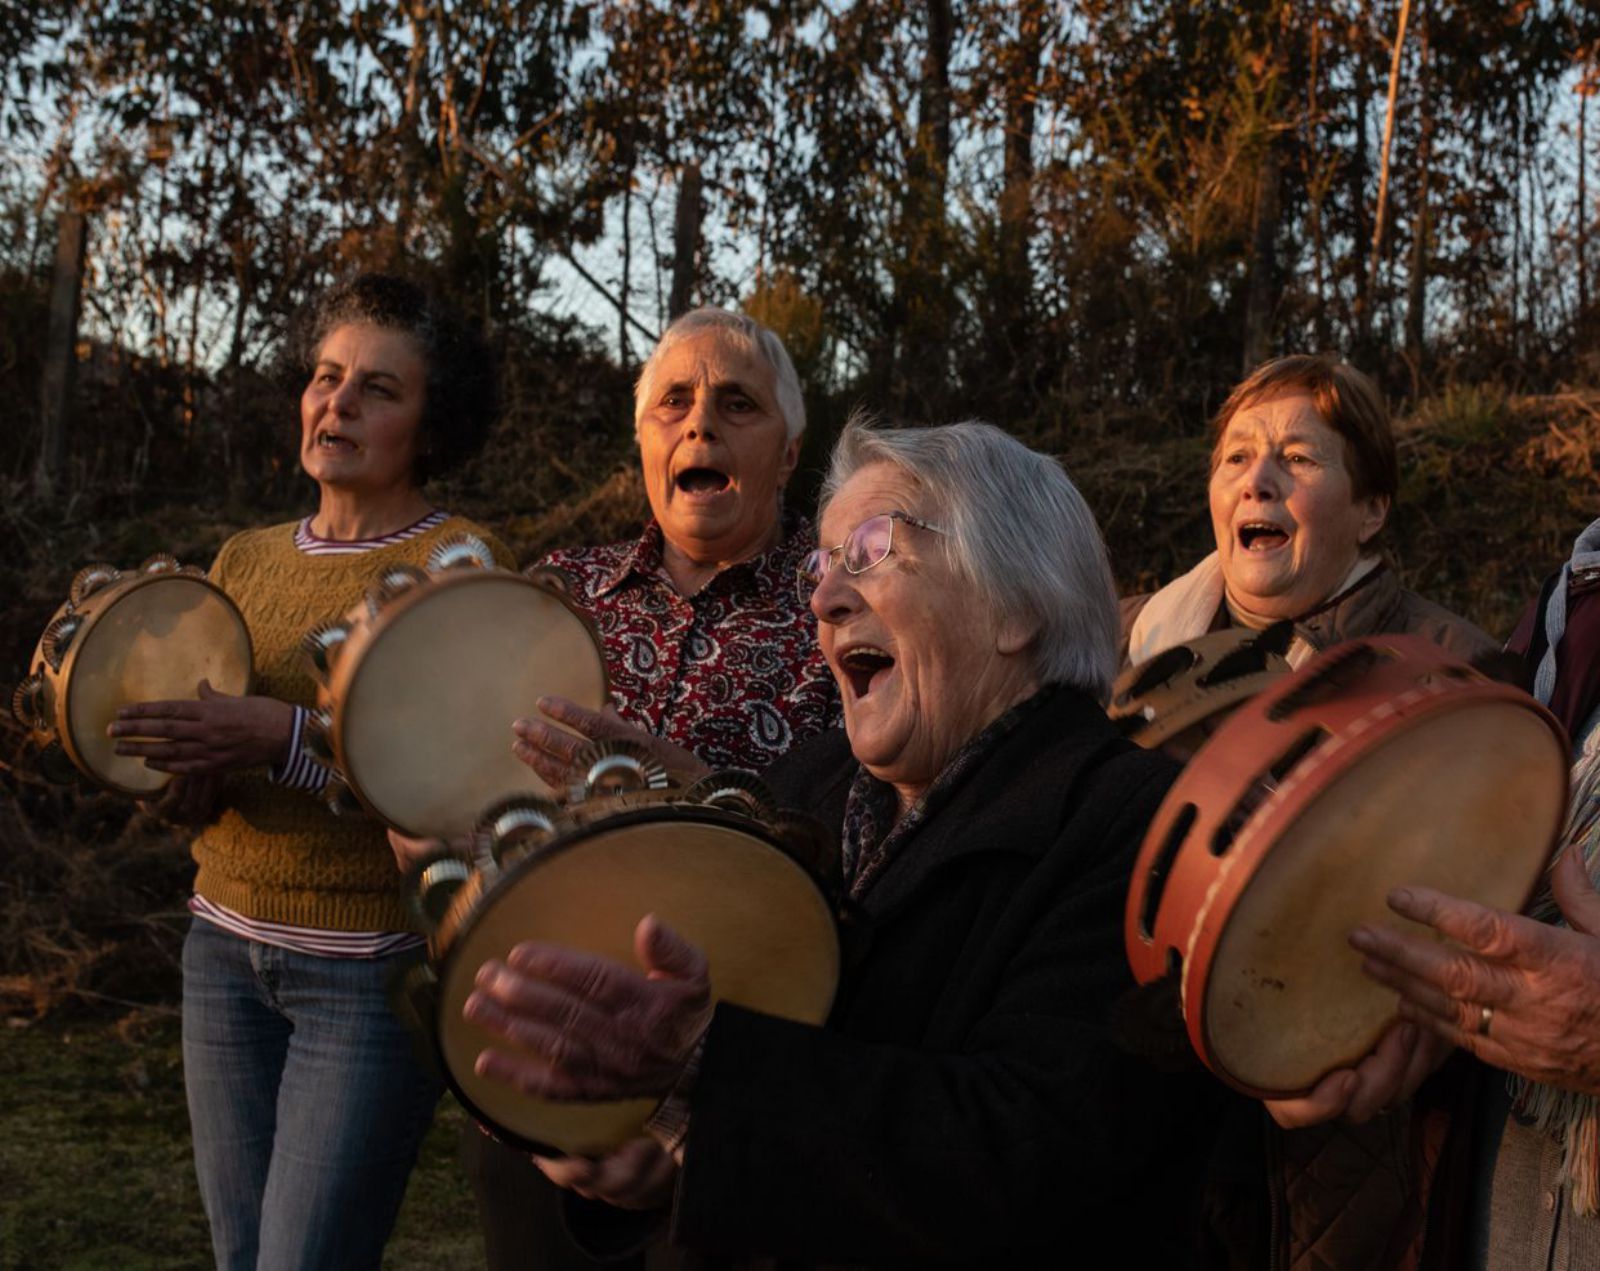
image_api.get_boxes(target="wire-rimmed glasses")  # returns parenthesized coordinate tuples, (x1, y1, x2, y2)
(795, 511, 945, 604)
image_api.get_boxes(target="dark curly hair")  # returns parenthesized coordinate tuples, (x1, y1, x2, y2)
(289, 273, 499, 484)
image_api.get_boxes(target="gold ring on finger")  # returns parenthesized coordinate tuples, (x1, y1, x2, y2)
(1476, 1004, 1493, 1037)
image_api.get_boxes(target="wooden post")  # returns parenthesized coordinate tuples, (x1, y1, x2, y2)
(35, 211, 87, 499)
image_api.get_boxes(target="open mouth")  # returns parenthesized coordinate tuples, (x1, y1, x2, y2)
(1238, 521, 1290, 552)
(675, 467, 731, 495)
(837, 644, 895, 699)
(317, 430, 358, 454)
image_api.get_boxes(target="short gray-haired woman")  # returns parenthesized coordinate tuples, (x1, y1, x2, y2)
(459, 418, 1201, 1266)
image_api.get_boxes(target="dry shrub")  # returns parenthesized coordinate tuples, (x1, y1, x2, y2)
(0, 719, 192, 1017)
(499, 466, 647, 564)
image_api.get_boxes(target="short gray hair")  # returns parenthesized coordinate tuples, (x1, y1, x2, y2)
(819, 416, 1120, 703)
(633, 307, 806, 442)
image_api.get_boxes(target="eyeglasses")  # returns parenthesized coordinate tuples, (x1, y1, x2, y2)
(795, 511, 945, 604)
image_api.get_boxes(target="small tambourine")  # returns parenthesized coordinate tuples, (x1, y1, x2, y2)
(299, 533, 610, 838)
(1125, 635, 1568, 1098)
(396, 749, 841, 1157)
(11, 557, 253, 795)
(1109, 623, 1294, 759)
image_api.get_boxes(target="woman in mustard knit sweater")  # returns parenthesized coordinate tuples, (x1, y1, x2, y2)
(110, 274, 510, 1270)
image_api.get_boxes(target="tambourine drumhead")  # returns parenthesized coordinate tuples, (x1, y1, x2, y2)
(1204, 700, 1565, 1093)
(333, 572, 607, 838)
(1126, 635, 1569, 1098)
(435, 809, 839, 1156)
(61, 576, 253, 796)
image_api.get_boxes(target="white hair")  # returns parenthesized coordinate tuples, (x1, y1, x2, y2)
(819, 415, 1120, 704)
(633, 307, 806, 442)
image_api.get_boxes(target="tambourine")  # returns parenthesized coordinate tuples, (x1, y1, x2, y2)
(11, 556, 253, 795)
(1125, 634, 1568, 1098)
(300, 534, 609, 838)
(1109, 624, 1293, 758)
(399, 755, 841, 1156)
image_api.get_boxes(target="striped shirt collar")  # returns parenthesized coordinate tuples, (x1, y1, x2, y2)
(293, 509, 448, 555)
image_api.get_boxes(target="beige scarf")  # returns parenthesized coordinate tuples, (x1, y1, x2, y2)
(1125, 552, 1377, 669)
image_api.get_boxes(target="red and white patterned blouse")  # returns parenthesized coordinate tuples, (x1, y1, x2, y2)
(541, 515, 841, 773)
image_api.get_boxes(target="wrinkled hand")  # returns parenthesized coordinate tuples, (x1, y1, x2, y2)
(140, 773, 225, 826)
(534, 1136, 678, 1210)
(511, 696, 710, 795)
(1351, 848, 1600, 1094)
(466, 914, 713, 1102)
(110, 680, 294, 775)
(1265, 1020, 1452, 1128)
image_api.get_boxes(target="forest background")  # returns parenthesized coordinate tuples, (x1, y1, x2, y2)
(4, 1, 1600, 1264)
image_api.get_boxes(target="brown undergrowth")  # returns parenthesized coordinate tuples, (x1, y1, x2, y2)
(2, 387, 1597, 1015)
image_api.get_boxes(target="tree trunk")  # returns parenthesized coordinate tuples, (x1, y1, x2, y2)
(1366, 0, 1413, 340)
(1404, 0, 1431, 382)
(1351, 25, 1374, 346)
(1306, 13, 1331, 349)
(668, 163, 703, 321)
(999, 0, 1044, 360)
(891, 0, 955, 415)
(35, 211, 87, 500)
(1581, 49, 1591, 318)
(1243, 144, 1282, 372)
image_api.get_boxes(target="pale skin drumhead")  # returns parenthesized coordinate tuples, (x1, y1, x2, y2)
(437, 817, 840, 1156)
(338, 575, 607, 838)
(1204, 701, 1567, 1094)
(64, 578, 253, 795)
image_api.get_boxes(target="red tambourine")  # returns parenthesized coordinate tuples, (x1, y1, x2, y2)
(1125, 634, 1568, 1098)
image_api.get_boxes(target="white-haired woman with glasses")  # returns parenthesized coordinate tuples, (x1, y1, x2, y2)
(457, 418, 1207, 1267)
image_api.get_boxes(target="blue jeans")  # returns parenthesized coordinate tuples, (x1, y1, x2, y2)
(182, 918, 441, 1270)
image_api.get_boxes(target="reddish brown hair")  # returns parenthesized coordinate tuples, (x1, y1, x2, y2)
(1209, 355, 1399, 503)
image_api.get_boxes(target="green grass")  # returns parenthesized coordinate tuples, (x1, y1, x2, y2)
(0, 1010, 485, 1270)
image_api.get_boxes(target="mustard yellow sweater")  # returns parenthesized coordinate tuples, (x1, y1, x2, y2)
(191, 516, 514, 930)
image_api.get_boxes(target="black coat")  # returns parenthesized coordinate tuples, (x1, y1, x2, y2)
(579, 687, 1208, 1269)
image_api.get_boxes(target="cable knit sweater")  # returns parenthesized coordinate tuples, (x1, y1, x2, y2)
(190, 516, 513, 931)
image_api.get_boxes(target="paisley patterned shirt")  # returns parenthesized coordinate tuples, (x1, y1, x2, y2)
(541, 515, 840, 773)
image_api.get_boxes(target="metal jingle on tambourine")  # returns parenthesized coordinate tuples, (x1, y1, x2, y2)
(683, 769, 777, 819)
(69, 562, 121, 606)
(35, 739, 79, 785)
(11, 674, 46, 731)
(302, 707, 336, 765)
(40, 614, 84, 672)
(427, 533, 494, 573)
(323, 779, 366, 817)
(572, 739, 670, 801)
(770, 811, 844, 908)
(300, 622, 351, 682)
(521, 564, 573, 597)
(365, 564, 429, 615)
(408, 855, 474, 934)
(476, 794, 562, 865)
(139, 552, 181, 575)
(176, 564, 207, 580)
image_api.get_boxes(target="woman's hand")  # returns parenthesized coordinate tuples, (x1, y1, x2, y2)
(1264, 1020, 1452, 1128)
(533, 1137, 678, 1210)
(388, 828, 446, 873)
(511, 696, 710, 793)
(110, 679, 295, 775)
(465, 914, 713, 1102)
(1351, 848, 1600, 1094)
(141, 774, 225, 826)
